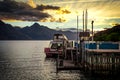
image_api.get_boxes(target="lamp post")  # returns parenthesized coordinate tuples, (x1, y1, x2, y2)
(76, 12, 79, 64)
(77, 15, 79, 46)
(91, 20, 94, 41)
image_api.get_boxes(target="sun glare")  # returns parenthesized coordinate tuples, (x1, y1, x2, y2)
(28, 0, 37, 8)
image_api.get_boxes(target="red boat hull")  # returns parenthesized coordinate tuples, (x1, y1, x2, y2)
(44, 48, 63, 57)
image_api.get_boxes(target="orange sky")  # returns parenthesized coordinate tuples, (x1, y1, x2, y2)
(2, 0, 120, 31)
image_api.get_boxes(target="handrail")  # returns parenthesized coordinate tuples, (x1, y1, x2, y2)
(84, 41, 120, 50)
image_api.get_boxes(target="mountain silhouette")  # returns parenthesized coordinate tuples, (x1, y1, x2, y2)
(0, 20, 77, 40)
(21, 23, 77, 40)
(0, 20, 31, 40)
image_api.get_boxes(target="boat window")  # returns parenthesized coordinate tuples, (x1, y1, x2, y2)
(58, 36, 63, 39)
(51, 43, 62, 49)
(51, 43, 57, 49)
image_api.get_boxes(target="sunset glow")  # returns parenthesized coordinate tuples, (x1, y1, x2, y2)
(1, 0, 120, 31)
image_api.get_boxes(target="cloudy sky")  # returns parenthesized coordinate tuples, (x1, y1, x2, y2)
(1, 0, 120, 31)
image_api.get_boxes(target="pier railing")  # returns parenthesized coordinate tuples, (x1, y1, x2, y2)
(80, 41, 120, 74)
(84, 41, 120, 50)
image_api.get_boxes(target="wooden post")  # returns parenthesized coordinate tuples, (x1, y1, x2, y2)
(56, 54, 58, 73)
(112, 53, 115, 74)
(119, 42, 120, 50)
(71, 49, 73, 61)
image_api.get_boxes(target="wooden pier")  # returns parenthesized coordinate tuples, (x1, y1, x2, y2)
(56, 41, 120, 76)
(56, 48, 81, 71)
(57, 59, 83, 71)
(81, 41, 120, 75)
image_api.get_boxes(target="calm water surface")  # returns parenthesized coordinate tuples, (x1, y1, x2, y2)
(0, 41, 88, 80)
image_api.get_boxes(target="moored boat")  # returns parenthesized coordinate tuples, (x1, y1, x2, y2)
(44, 34, 69, 57)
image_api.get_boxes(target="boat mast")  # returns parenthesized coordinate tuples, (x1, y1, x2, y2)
(83, 11, 84, 32)
(85, 9, 88, 32)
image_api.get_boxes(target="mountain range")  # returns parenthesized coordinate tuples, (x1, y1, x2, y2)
(0, 20, 119, 41)
(0, 20, 77, 40)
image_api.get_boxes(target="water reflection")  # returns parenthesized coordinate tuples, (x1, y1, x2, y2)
(44, 57, 86, 80)
(0, 41, 84, 80)
(0, 41, 117, 80)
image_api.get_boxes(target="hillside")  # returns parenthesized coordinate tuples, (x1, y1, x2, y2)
(0, 20, 77, 40)
(94, 25, 120, 41)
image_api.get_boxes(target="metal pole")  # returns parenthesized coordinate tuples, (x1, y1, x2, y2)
(77, 15, 79, 44)
(77, 15, 79, 63)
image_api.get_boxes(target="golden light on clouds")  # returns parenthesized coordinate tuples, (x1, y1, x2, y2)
(40, 6, 71, 23)
(39, 16, 66, 23)
(28, 0, 37, 8)
(3, 19, 22, 22)
(56, 8, 71, 14)
(54, 7, 71, 22)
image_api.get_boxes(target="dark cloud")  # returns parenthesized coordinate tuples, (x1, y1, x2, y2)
(0, 0, 32, 12)
(0, 0, 45, 21)
(0, 0, 70, 22)
(36, 4, 60, 11)
(14, 9, 51, 20)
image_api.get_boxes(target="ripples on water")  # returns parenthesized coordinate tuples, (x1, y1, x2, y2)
(0, 41, 87, 80)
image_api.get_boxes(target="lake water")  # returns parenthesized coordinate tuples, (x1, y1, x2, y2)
(0, 41, 87, 80)
(0, 41, 115, 80)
